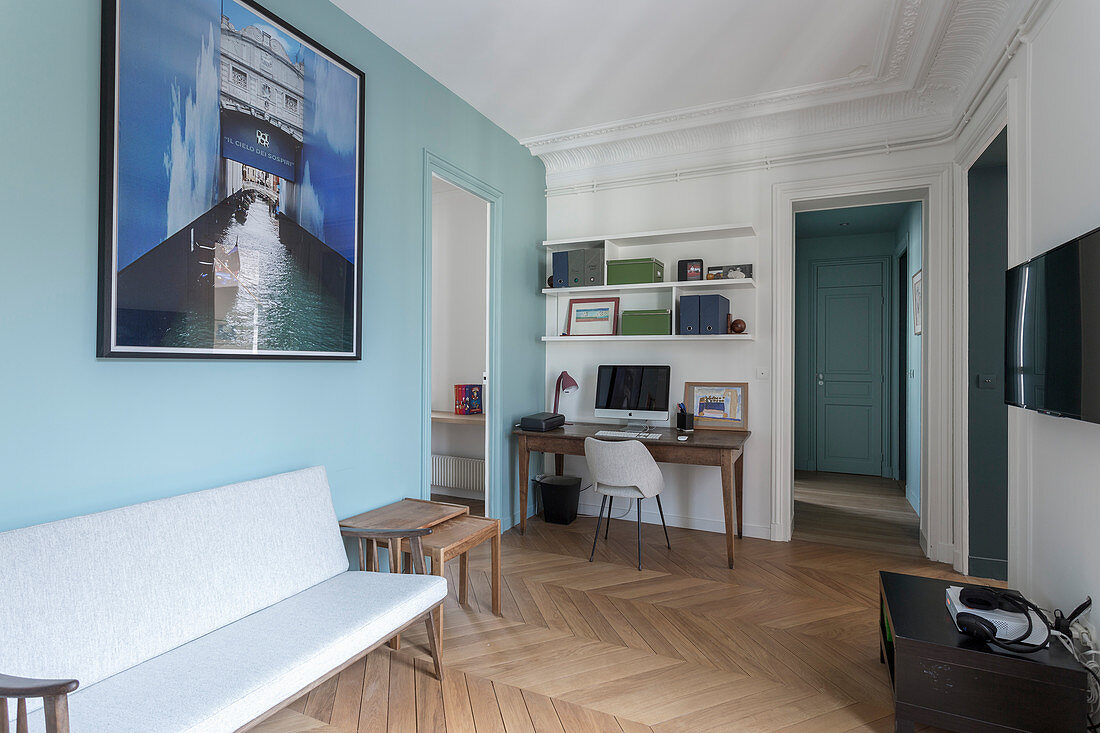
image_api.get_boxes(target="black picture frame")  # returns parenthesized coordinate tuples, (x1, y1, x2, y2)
(98, 0, 365, 359)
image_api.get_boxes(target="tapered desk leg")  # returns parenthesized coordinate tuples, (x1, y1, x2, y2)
(555, 454, 564, 475)
(734, 449, 744, 539)
(518, 435, 529, 535)
(491, 530, 501, 616)
(720, 449, 736, 569)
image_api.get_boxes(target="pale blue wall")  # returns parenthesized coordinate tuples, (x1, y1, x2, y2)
(896, 203, 923, 514)
(0, 1, 546, 532)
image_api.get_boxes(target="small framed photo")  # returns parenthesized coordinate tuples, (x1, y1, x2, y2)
(684, 381, 748, 431)
(723, 264, 753, 280)
(566, 297, 620, 336)
(912, 270, 923, 335)
(706, 266, 725, 280)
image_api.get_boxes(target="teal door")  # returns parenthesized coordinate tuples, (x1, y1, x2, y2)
(813, 261, 887, 475)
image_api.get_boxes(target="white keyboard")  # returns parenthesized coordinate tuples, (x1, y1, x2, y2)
(594, 430, 661, 440)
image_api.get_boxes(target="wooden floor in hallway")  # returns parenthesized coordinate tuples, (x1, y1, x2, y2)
(793, 471, 922, 557)
(256, 513, 982, 732)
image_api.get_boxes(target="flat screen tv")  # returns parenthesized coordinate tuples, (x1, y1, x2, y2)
(1005, 225, 1100, 423)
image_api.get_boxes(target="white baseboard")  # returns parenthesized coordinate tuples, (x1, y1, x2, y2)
(576, 497, 771, 540)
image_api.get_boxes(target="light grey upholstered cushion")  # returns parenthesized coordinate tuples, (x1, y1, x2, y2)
(20, 571, 446, 733)
(583, 437, 665, 499)
(0, 466, 349, 721)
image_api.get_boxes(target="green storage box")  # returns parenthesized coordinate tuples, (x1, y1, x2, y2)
(621, 308, 672, 335)
(607, 257, 665, 285)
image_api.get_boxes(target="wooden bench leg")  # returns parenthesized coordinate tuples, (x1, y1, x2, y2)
(459, 552, 468, 606)
(425, 605, 443, 680)
(388, 538, 402, 650)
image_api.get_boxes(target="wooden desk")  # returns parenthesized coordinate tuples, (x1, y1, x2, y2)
(513, 423, 749, 568)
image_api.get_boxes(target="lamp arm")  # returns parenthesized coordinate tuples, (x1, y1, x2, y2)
(553, 373, 564, 413)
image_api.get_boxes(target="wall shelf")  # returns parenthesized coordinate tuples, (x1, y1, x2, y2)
(542, 278, 754, 296)
(430, 410, 485, 425)
(542, 223, 756, 250)
(542, 334, 753, 342)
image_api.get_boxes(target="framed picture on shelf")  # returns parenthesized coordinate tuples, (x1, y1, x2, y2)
(723, 264, 753, 280)
(912, 270, 923, 335)
(565, 297, 619, 336)
(98, 0, 365, 359)
(684, 381, 748, 430)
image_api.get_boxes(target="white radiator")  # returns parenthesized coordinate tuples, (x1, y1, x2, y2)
(431, 454, 485, 495)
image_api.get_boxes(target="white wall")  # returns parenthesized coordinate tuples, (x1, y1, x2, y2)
(546, 145, 953, 537)
(432, 182, 488, 461)
(1015, 0, 1100, 610)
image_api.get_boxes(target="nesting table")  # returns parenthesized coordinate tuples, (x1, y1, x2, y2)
(340, 498, 501, 648)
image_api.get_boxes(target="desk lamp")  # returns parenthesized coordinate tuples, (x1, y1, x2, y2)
(553, 371, 578, 414)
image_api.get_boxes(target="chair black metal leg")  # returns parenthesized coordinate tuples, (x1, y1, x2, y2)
(636, 498, 643, 571)
(656, 495, 671, 549)
(605, 497, 613, 539)
(590, 494, 607, 562)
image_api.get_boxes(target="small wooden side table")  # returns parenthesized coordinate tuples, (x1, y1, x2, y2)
(402, 514, 502, 641)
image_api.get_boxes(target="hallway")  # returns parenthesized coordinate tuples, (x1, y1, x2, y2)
(792, 471, 921, 557)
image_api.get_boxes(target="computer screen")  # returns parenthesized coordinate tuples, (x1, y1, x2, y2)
(594, 365, 671, 416)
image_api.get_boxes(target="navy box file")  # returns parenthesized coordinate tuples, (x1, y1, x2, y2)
(552, 251, 569, 288)
(679, 294, 700, 334)
(699, 294, 730, 335)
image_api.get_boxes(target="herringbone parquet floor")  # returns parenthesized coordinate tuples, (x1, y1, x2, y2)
(256, 514, 988, 732)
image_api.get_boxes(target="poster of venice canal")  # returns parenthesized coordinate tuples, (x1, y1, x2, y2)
(98, 0, 363, 358)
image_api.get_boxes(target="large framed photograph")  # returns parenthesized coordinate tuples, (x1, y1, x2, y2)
(684, 381, 748, 431)
(565, 298, 620, 336)
(98, 0, 364, 358)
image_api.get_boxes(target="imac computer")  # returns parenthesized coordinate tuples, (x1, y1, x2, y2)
(594, 365, 671, 427)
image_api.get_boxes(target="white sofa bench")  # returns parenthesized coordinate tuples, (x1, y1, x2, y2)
(0, 467, 446, 733)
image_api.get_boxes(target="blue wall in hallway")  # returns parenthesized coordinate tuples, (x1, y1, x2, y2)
(0, 1, 546, 531)
(897, 203, 922, 514)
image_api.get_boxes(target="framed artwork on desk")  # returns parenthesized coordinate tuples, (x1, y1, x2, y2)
(684, 381, 748, 430)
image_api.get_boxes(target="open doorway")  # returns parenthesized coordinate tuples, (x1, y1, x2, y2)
(792, 202, 923, 555)
(429, 174, 490, 516)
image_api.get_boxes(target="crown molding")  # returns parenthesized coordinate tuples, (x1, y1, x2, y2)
(527, 0, 1038, 194)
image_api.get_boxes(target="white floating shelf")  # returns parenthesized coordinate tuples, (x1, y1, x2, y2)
(542, 334, 754, 342)
(542, 278, 754, 296)
(542, 223, 756, 250)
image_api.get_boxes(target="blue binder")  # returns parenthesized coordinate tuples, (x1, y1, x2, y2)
(679, 295, 700, 334)
(699, 294, 730, 335)
(552, 251, 569, 288)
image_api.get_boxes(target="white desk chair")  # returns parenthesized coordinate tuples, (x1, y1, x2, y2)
(584, 437, 671, 570)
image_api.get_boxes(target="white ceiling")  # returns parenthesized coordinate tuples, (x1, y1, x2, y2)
(334, 0, 1038, 189)
(335, 0, 895, 141)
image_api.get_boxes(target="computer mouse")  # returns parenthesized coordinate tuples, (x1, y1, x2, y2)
(677, 435, 688, 441)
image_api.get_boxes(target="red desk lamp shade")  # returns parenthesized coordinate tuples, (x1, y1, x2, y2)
(553, 371, 579, 414)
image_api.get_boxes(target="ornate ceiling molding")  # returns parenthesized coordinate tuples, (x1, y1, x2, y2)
(526, 0, 1037, 193)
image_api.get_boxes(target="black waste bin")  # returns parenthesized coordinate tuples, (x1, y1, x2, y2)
(536, 475, 582, 525)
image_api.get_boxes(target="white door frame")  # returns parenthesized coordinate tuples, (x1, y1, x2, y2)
(772, 165, 959, 569)
(953, 73, 1031, 586)
(421, 150, 504, 519)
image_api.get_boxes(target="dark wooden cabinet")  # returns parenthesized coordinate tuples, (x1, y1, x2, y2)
(879, 572, 1088, 732)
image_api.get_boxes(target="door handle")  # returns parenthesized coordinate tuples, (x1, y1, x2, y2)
(817, 373, 824, 386)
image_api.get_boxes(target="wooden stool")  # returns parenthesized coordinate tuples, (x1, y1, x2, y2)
(401, 514, 502, 642)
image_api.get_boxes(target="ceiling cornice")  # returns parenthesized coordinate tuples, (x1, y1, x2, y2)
(526, 0, 1039, 194)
